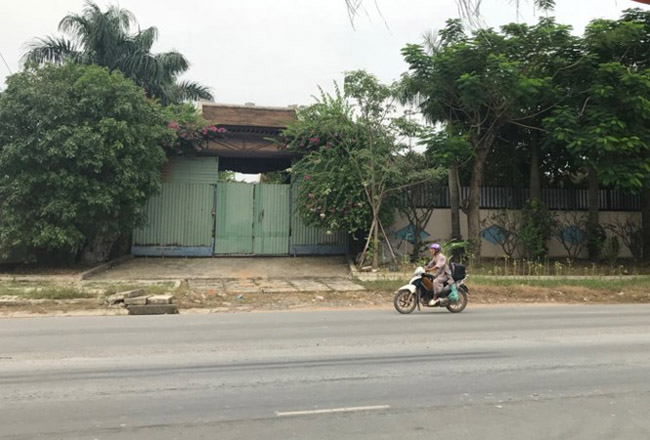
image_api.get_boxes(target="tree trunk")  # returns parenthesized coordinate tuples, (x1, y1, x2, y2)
(467, 145, 491, 258)
(586, 166, 601, 260)
(529, 141, 541, 202)
(449, 164, 462, 241)
(80, 234, 116, 265)
(642, 187, 650, 260)
(372, 214, 380, 269)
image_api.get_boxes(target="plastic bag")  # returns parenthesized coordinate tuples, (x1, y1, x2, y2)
(448, 284, 459, 302)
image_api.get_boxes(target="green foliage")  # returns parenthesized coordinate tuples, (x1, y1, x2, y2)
(393, 151, 446, 262)
(555, 211, 588, 259)
(402, 18, 579, 251)
(283, 90, 374, 235)
(0, 63, 170, 261)
(484, 210, 523, 259)
(260, 171, 289, 184)
(283, 71, 432, 267)
(586, 223, 607, 261)
(0, 282, 93, 300)
(218, 171, 237, 182)
(163, 104, 227, 154)
(602, 235, 621, 266)
(545, 10, 650, 192)
(422, 130, 472, 169)
(519, 200, 557, 261)
(23, 1, 212, 105)
(608, 216, 643, 260)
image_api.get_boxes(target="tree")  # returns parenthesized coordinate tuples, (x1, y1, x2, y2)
(393, 151, 446, 262)
(0, 63, 171, 263)
(545, 10, 650, 259)
(283, 71, 435, 268)
(403, 19, 559, 255)
(420, 129, 472, 243)
(23, 1, 212, 105)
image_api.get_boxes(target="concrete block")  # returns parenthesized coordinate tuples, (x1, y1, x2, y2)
(121, 289, 146, 299)
(147, 294, 174, 305)
(106, 293, 125, 305)
(127, 304, 179, 315)
(124, 295, 150, 305)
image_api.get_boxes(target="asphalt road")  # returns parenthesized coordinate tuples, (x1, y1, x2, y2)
(1, 305, 650, 439)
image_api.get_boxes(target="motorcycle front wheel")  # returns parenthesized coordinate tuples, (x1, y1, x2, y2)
(394, 289, 417, 314)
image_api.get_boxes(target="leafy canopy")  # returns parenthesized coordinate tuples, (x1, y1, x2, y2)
(0, 63, 170, 257)
(545, 9, 650, 190)
(283, 71, 438, 266)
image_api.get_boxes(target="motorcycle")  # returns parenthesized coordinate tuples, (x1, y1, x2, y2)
(393, 264, 469, 314)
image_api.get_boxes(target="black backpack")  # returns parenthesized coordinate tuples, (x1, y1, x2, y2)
(451, 263, 466, 281)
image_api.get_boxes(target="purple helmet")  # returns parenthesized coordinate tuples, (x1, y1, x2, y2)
(429, 243, 442, 252)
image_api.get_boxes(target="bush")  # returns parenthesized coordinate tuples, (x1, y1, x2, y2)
(0, 64, 170, 263)
(519, 200, 557, 261)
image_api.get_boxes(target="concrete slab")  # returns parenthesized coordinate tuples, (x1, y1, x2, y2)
(188, 279, 226, 293)
(124, 296, 150, 306)
(89, 256, 350, 281)
(222, 279, 260, 294)
(260, 279, 299, 293)
(287, 280, 332, 292)
(127, 304, 179, 315)
(147, 294, 174, 305)
(321, 278, 366, 292)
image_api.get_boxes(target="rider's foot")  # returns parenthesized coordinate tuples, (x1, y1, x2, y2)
(428, 299, 440, 307)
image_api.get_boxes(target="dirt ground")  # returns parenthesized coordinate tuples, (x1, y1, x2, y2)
(90, 256, 351, 280)
(3, 280, 649, 318)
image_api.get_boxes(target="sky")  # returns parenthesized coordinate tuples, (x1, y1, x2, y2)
(0, 0, 646, 107)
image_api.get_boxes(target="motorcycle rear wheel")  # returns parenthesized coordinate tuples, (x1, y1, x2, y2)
(394, 289, 417, 314)
(446, 287, 468, 313)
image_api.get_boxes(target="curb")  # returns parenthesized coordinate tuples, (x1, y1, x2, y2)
(348, 257, 410, 282)
(352, 272, 649, 282)
(79, 255, 133, 281)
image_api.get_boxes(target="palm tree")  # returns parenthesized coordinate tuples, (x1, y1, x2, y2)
(22, 1, 212, 105)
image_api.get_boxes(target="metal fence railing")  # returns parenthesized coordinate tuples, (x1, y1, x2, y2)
(405, 185, 641, 211)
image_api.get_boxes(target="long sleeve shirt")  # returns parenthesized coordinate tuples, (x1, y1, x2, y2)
(426, 253, 452, 279)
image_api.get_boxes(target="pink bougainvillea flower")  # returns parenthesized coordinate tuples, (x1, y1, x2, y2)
(304, 174, 311, 181)
(202, 127, 208, 135)
(209, 126, 217, 132)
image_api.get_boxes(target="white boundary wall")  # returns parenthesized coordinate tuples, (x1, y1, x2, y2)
(392, 209, 641, 259)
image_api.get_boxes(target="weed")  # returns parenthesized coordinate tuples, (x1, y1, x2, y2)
(0, 282, 93, 300)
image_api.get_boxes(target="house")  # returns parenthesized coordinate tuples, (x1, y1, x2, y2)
(132, 103, 349, 257)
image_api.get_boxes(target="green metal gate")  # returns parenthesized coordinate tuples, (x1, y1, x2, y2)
(214, 182, 254, 254)
(254, 184, 290, 254)
(214, 183, 290, 255)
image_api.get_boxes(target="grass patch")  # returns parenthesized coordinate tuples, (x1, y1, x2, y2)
(471, 276, 650, 289)
(358, 279, 406, 292)
(0, 282, 94, 300)
(91, 283, 175, 296)
(358, 276, 650, 292)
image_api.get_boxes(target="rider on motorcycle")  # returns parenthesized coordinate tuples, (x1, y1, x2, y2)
(425, 243, 452, 307)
